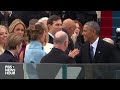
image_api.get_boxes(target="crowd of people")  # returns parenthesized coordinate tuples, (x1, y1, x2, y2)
(0, 11, 120, 64)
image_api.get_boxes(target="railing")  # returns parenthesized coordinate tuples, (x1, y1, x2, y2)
(1, 63, 120, 79)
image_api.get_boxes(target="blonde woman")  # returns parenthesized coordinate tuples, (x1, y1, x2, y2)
(0, 25, 8, 55)
(9, 19, 27, 63)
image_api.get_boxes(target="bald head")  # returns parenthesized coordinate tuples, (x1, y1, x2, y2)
(62, 18, 76, 36)
(63, 18, 75, 28)
(54, 31, 68, 44)
(103, 38, 114, 45)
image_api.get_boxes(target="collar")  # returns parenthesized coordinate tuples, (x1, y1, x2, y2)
(90, 37, 99, 48)
(7, 50, 16, 57)
(48, 32, 54, 38)
(90, 37, 99, 55)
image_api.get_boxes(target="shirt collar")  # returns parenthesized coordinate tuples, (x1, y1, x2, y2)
(90, 37, 99, 49)
(90, 37, 99, 56)
(7, 50, 15, 57)
(48, 32, 54, 38)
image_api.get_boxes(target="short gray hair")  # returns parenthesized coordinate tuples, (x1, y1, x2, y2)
(54, 31, 68, 44)
(85, 21, 100, 36)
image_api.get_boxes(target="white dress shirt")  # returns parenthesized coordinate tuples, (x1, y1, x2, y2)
(90, 37, 99, 56)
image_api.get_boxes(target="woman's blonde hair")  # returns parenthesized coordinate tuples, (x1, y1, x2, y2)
(9, 19, 29, 43)
(9, 19, 26, 35)
(0, 25, 8, 32)
(35, 22, 48, 45)
(0, 25, 9, 51)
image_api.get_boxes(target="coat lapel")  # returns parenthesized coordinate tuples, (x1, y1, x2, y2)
(93, 39, 104, 63)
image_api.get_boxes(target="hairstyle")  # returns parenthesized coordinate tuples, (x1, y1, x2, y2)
(6, 33, 23, 50)
(38, 17, 48, 23)
(0, 25, 8, 32)
(54, 31, 68, 44)
(29, 18, 38, 26)
(0, 25, 8, 49)
(9, 19, 26, 36)
(73, 20, 83, 34)
(47, 15, 61, 25)
(30, 22, 46, 40)
(84, 21, 100, 36)
(8, 19, 29, 43)
(36, 17, 49, 44)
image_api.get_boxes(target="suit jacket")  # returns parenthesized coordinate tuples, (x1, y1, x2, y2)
(76, 38, 120, 63)
(62, 29, 74, 54)
(0, 50, 16, 62)
(40, 48, 76, 64)
(48, 34, 54, 44)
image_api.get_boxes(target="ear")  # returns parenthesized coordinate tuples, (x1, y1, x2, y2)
(48, 24, 51, 30)
(92, 29, 96, 35)
(15, 45, 19, 50)
(64, 40, 67, 47)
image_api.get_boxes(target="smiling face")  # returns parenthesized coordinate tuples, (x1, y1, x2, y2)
(13, 24, 25, 36)
(74, 23, 80, 36)
(82, 25, 95, 43)
(0, 26, 8, 45)
(49, 19, 62, 35)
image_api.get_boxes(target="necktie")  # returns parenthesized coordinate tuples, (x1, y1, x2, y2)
(90, 45, 94, 60)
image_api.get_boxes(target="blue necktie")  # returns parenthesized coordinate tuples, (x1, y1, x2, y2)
(90, 45, 94, 60)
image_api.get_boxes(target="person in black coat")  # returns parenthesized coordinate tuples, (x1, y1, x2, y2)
(62, 18, 80, 57)
(40, 31, 76, 64)
(76, 21, 120, 63)
(0, 33, 23, 62)
(0, 50, 16, 62)
(47, 15, 62, 44)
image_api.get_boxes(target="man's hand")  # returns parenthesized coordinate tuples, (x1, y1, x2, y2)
(68, 49, 80, 58)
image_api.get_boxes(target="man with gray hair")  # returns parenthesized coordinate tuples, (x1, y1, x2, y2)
(40, 31, 76, 63)
(76, 21, 120, 63)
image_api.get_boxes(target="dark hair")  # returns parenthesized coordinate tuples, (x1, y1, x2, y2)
(73, 20, 83, 34)
(84, 21, 100, 36)
(47, 15, 61, 25)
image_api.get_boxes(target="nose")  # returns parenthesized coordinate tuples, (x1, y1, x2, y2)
(3, 33, 8, 37)
(59, 25, 62, 29)
(19, 30, 24, 34)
